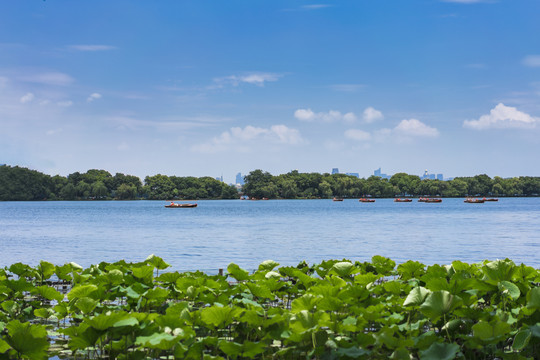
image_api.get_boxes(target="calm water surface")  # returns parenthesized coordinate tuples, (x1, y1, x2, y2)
(1, 198, 539, 271)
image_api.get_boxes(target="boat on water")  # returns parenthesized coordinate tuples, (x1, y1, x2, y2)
(165, 202, 198, 208)
(418, 197, 442, 203)
(359, 198, 375, 203)
(464, 198, 485, 203)
(394, 198, 412, 202)
(483, 197, 499, 202)
(333, 197, 344, 202)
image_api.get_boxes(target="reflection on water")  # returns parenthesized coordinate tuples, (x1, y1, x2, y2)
(0, 198, 539, 271)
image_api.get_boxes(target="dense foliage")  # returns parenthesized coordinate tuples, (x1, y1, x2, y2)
(0, 166, 238, 201)
(242, 170, 540, 199)
(0, 256, 539, 359)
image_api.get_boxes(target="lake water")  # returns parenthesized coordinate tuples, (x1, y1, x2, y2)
(1, 198, 539, 271)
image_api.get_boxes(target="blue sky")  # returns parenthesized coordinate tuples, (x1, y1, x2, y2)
(1, 0, 539, 182)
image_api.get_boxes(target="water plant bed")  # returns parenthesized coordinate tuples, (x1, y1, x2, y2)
(1, 255, 539, 359)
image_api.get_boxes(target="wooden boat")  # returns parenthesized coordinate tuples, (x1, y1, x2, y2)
(165, 202, 197, 208)
(359, 198, 375, 203)
(464, 198, 484, 203)
(419, 197, 442, 203)
(483, 197, 499, 202)
(394, 198, 412, 202)
(333, 197, 344, 202)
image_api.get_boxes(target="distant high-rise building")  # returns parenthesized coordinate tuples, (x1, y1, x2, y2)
(235, 172, 245, 185)
(437, 174, 444, 181)
(374, 168, 381, 177)
(332, 168, 339, 174)
(421, 170, 444, 181)
(346, 173, 359, 178)
(215, 176, 223, 182)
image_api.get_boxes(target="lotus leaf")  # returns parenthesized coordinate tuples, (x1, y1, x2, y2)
(85, 311, 131, 330)
(397, 260, 426, 280)
(526, 287, 540, 310)
(418, 342, 460, 360)
(67, 284, 98, 301)
(200, 304, 234, 328)
(482, 259, 516, 284)
(404, 287, 430, 307)
(512, 329, 531, 351)
(75, 297, 98, 314)
(135, 332, 178, 350)
(258, 259, 280, 272)
(0, 338, 11, 354)
(291, 294, 320, 313)
(131, 265, 155, 282)
(471, 319, 511, 343)
(371, 255, 396, 276)
(420, 291, 462, 320)
(329, 261, 356, 278)
(4, 320, 49, 359)
(246, 282, 274, 299)
(145, 254, 171, 270)
(34, 285, 64, 301)
(227, 263, 250, 281)
(498, 280, 521, 300)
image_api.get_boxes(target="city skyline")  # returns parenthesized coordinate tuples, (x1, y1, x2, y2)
(1, 1, 540, 184)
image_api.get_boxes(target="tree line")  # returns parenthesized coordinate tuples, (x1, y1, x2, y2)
(0, 165, 238, 201)
(2, 165, 539, 201)
(242, 169, 540, 199)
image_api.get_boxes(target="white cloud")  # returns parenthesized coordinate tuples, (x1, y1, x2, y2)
(87, 93, 102, 102)
(441, 0, 490, 3)
(363, 107, 383, 123)
(69, 45, 116, 51)
(20, 92, 35, 104)
(19, 72, 74, 86)
(329, 84, 365, 92)
(213, 72, 282, 88)
(302, 4, 332, 9)
(522, 55, 540, 68)
(294, 108, 356, 123)
(394, 119, 440, 137)
(192, 124, 304, 153)
(57, 100, 73, 107)
(344, 129, 371, 141)
(463, 103, 538, 130)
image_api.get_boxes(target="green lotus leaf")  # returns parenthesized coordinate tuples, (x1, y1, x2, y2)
(36, 260, 56, 280)
(219, 340, 266, 359)
(34, 308, 54, 319)
(54, 264, 74, 281)
(354, 272, 381, 286)
(318, 296, 343, 312)
(4, 320, 49, 359)
(105, 269, 124, 285)
(329, 262, 356, 277)
(85, 311, 130, 331)
(371, 255, 396, 276)
(420, 291, 462, 320)
(34, 285, 64, 301)
(114, 316, 139, 328)
(227, 263, 250, 281)
(512, 329, 531, 351)
(472, 320, 511, 343)
(482, 259, 516, 284)
(135, 332, 177, 350)
(419, 342, 460, 360)
(404, 287, 430, 307)
(291, 294, 320, 313)
(383, 280, 404, 295)
(67, 284, 98, 301)
(527, 287, 540, 310)
(498, 281, 520, 300)
(157, 271, 182, 284)
(258, 260, 280, 272)
(0, 338, 11, 354)
(1, 300, 18, 315)
(143, 287, 170, 301)
(390, 347, 411, 360)
(132, 265, 155, 282)
(397, 260, 426, 280)
(5, 278, 34, 292)
(292, 309, 319, 331)
(54, 302, 69, 319)
(145, 254, 171, 270)
(219, 341, 243, 358)
(8, 262, 33, 277)
(200, 304, 234, 328)
(75, 297, 98, 314)
(246, 282, 273, 299)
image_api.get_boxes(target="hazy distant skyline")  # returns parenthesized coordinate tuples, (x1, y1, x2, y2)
(1, 1, 539, 183)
